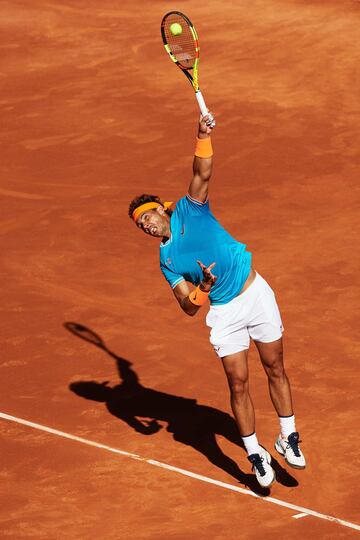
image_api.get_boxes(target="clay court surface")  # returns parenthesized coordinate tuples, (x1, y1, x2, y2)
(1, 0, 360, 537)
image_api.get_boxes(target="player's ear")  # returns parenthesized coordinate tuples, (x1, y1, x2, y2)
(156, 205, 165, 216)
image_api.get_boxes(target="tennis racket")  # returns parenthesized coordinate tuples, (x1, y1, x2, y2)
(64, 322, 104, 347)
(161, 11, 215, 127)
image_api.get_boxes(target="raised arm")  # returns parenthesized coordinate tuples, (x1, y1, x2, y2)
(188, 114, 215, 203)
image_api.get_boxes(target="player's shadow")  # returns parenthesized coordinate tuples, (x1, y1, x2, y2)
(64, 322, 298, 496)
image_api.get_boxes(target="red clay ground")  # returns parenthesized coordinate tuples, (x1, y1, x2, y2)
(1, 0, 360, 538)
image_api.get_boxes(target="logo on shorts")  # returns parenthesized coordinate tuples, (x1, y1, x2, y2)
(214, 346, 220, 353)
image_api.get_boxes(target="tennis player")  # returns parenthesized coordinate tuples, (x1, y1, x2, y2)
(128, 114, 306, 488)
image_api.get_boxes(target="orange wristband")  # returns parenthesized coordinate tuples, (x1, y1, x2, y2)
(188, 285, 210, 306)
(195, 137, 213, 158)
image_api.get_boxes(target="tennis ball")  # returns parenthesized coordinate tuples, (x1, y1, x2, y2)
(170, 23, 183, 36)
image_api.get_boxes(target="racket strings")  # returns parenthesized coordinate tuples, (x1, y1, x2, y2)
(64, 322, 105, 348)
(163, 14, 197, 69)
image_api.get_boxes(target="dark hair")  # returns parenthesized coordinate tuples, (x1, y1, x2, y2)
(128, 193, 172, 220)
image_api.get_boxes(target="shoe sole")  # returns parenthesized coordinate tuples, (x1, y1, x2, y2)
(274, 441, 306, 470)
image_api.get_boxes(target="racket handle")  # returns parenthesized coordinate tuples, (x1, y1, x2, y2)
(195, 90, 216, 127)
(195, 90, 209, 117)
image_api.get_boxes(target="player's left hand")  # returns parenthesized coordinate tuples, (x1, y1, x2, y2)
(197, 260, 217, 291)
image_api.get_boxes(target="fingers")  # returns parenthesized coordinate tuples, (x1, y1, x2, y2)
(197, 260, 216, 271)
(200, 112, 216, 130)
(206, 114, 216, 129)
(201, 112, 215, 123)
(197, 260, 217, 283)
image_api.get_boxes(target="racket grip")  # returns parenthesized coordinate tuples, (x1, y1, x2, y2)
(195, 90, 209, 117)
(195, 91, 216, 127)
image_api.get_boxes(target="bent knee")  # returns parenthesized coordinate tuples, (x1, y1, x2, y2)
(228, 376, 249, 398)
(264, 353, 286, 379)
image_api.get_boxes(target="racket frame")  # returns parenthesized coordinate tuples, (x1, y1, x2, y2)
(161, 11, 212, 120)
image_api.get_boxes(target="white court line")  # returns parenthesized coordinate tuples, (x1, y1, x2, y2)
(1, 411, 359, 533)
(292, 512, 309, 519)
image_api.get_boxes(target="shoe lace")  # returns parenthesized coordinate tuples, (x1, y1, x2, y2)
(286, 432, 301, 457)
(249, 454, 266, 476)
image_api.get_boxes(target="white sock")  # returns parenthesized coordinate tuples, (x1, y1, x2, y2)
(279, 414, 296, 439)
(242, 432, 261, 456)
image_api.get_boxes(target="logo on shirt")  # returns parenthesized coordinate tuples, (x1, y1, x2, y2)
(165, 257, 172, 267)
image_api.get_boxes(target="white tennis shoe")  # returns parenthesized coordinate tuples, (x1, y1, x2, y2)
(248, 447, 276, 488)
(275, 432, 306, 469)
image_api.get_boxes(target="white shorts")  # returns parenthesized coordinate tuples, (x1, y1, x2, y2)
(206, 272, 284, 358)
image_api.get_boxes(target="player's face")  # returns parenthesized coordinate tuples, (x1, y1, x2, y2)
(136, 209, 169, 237)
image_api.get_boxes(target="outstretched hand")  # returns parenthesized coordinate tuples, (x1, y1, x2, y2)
(198, 112, 216, 136)
(197, 260, 217, 292)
